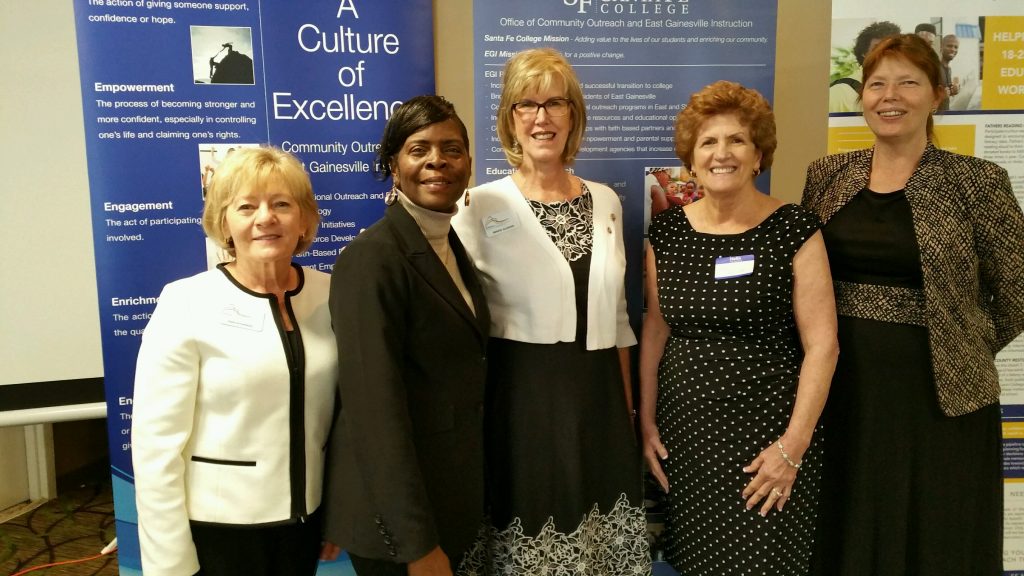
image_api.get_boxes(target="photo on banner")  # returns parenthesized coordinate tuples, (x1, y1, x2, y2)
(72, 1, 434, 573)
(829, 1, 1024, 573)
(189, 26, 256, 85)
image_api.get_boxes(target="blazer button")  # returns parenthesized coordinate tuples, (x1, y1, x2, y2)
(378, 527, 387, 535)
(610, 213, 617, 221)
(607, 227, 613, 234)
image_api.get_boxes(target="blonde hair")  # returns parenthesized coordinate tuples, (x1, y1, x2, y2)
(497, 48, 586, 167)
(202, 146, 319, 257)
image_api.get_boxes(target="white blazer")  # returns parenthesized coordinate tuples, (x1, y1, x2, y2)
(452, 176, 636, 350)
(131, 265, 337, 576)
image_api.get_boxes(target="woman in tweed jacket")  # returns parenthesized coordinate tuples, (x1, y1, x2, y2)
(802, 34, 1024, 575)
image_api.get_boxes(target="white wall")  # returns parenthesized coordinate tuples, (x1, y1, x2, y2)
(0, 2, 103, 387)
(0, 1, 100, 506)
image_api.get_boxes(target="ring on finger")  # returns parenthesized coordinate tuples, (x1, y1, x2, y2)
(771, 487, 785, 498)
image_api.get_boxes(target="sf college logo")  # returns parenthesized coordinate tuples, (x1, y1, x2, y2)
(563, 0, 592, 14)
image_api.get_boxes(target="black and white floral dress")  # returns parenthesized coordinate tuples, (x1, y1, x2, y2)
(460, 186, 650, 576)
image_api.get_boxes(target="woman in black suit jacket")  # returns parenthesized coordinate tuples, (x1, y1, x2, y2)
(323, 95, 488, 576)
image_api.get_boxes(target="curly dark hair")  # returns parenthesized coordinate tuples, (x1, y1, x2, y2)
(854, 21, 901, 65)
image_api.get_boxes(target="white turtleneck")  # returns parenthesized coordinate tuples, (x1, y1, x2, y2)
(398, 192, 476, 316)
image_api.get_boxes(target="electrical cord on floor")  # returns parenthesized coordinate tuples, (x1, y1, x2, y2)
(9, 537, 117, 576)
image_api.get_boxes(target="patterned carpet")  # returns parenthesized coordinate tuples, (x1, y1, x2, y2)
(0, 473, 671, 575)
(0, 479, 117, 576)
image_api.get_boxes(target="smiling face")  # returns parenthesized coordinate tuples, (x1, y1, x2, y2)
(691, 113, 762, 196)
(392, 119, 471, 213)
(223, 179, 307, 266)
(862, 55, 942, 146)
(941, 35, 959, 63)
(512, 77, 573, 170)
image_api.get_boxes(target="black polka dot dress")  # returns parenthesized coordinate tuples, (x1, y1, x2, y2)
(648, 203, 823, 575)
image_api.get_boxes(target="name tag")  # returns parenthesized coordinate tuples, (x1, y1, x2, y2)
(219, 303, 266, 332)
(482, 210, 519, 237)
(714, 255, 755, 280)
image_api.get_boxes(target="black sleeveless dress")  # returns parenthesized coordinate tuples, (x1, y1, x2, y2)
(648, 203, 823, 575)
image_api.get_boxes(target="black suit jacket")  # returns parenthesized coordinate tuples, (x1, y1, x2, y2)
(324, 201, 488, 567)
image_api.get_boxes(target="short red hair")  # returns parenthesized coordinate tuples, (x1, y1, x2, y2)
(674, 81, 776, 172)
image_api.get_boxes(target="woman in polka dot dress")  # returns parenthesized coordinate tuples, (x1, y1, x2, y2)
(639, 81, 839, 575)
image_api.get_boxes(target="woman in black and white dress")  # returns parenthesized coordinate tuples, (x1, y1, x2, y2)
(454, 48, 649, 575)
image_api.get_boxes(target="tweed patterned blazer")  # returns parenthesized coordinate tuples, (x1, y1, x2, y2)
(802, 143, 1024, 416)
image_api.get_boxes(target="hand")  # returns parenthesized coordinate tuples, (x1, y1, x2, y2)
(320, 541, 341, 561)
(641, 422, 670, 492)
(407, 546, 452, 576)
(950, 77, 960, 96)
(741, 439, 802, 516)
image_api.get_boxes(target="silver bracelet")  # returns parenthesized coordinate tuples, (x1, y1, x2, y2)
(777, 440, 801, 469)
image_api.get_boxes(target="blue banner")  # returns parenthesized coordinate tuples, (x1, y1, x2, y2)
(473, 0, 778, 330)
(473, 2, 778, 571)
(73, 1, 434, 573)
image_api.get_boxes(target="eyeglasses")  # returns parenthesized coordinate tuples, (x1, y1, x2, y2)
(511, 97, 572, 118)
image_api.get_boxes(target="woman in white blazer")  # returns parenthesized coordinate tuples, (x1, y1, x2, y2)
(131, 147, 337, 576)
(454, 48, 649, 575)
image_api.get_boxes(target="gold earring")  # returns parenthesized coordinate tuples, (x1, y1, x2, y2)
(463, 189, 471, 207)
(511, 140, 521, 154)
(753, 168, 761, 177)
(385, 174, 399, 205)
